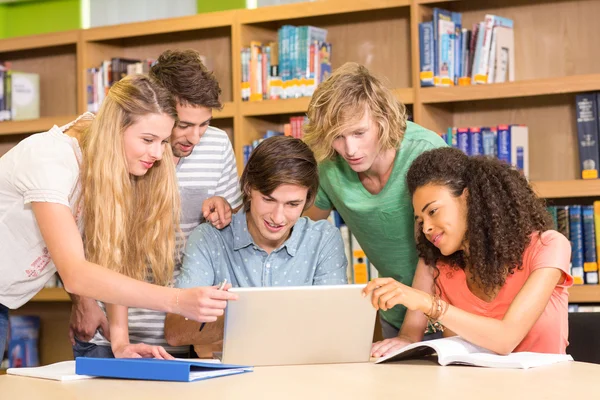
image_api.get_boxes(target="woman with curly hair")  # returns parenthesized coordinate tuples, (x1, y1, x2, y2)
(363, 147, 573, 356)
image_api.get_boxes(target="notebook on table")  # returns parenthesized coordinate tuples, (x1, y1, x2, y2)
(75, 357, 252, 382)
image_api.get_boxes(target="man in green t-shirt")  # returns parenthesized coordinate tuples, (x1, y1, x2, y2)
(303, 62, 447, 356)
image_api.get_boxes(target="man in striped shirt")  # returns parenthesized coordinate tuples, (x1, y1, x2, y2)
(70, 49, 242, 359)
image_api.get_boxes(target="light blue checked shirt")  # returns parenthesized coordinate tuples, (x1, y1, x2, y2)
(176, 210, 348, 288)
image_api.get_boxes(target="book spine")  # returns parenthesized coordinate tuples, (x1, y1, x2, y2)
(419, 22, 434, 87)
(575, 93, 600, 179)
(583, 205, 599, 284)
(570, 205, 585, 285)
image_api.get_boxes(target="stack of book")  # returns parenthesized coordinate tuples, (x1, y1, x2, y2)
(242, 115, 307, 166)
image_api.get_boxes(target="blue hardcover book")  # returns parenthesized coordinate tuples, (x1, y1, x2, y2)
(419, 21, 434, 87)
(582, 205, 599, 284)
(575, 93, 600, 179)
(569, 205, 584, 285)
(457, 127, 470, 155)
(469, 127, 483, 156)
(497, 124, 511, 165)
(481, 127, 496, 157)
(75, 357, 253, 382)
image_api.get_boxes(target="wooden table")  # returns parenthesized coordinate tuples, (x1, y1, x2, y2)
(0, 359, 596, 399)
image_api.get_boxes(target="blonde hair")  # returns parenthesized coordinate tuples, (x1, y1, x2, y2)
(303, 62, 408, 162)
(77, 75, 180, 286)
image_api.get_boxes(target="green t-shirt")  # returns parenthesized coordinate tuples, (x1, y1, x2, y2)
(315, 121, 448, 330)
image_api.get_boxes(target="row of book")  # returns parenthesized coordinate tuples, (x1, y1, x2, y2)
(440, 124, 529, 178)
(419, 8, 515, 87)
(548, 203, 600, 286)
(0, 62, 40, 121)
(575, 93, 600, 180)
(241, 25, 332, 102)
(241, 116, 307, 166)
(86, 57, 155, 113)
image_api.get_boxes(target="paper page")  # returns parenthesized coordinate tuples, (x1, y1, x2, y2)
(7, 360, 95, 381)
(451, 352, 574, 369)
(174, 357, 221, 364)
(189, 368, 252, 382)
(375, 336, 492, 364)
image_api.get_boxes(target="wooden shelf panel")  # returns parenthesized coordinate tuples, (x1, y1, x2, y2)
(0, 116, 79, 137)
(569, 285, 600, 304)
(420, 74, 600, 104)
(240, 88, 413, 117)
(82, 11, 234, 42)
(0, 30, 79, 53)
(214, 102, 235, 119)
(30, 288, 71, 302)
(241, 97, 311, 117)
(239, 0, 410, 24)
(531, 180, 600, 199)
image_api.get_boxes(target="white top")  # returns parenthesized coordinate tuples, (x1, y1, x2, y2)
(0, 120, 83, 309)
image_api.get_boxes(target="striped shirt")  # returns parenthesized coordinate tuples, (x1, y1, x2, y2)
(90, 126, 243, 354)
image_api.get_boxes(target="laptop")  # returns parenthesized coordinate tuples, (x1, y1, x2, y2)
(221, 284, 377, 366)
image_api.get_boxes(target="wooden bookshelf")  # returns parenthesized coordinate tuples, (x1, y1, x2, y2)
(2, 0, 600, 364)
(531, 180, 600, 199)
(420, 75, 600, 104)
(0, 115, 79, 137)
(240, 88, 414, 117)
(30, 288, 71, 303)
(569, 285, 600, 304)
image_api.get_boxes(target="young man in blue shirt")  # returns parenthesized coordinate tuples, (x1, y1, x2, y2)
(164, 136, 348, 356)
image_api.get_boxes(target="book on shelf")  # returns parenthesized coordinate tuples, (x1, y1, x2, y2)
(7, 316, 40, 368)
(549, 203, 600, 285)
(419, 8, 515, 87)
(0, 62, 40, 122)
(375, 336, 573, 369)
(440, 124, 529, 178)
(241, 24, 331, 102)
(575, 93, 600, 179)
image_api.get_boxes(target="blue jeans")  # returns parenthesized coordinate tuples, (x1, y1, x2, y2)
(73, 338, 115, 359)
(0, 303, 9, 360)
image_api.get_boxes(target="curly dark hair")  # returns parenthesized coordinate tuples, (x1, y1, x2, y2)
(149, 49, 222, 110)
(406, 147, 553, 294)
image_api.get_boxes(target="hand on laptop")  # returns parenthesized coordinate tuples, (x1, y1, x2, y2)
(177, 286, 238, 323)
(371, 336, 413, 358)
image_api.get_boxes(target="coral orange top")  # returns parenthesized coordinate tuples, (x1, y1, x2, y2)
(437, 230, 573, 354)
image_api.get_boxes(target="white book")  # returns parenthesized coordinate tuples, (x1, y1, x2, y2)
(7, 360, 95, 381)
(374, 336, 573, 369)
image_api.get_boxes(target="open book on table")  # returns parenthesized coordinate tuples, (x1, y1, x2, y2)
(374, 336, 573, 369)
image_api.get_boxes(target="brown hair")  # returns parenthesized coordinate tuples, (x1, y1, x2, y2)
(149, 49, 222, 110)
(240, 136, 319, 212)
(304, 62, 407, 162)
(406, 147, 552, 295)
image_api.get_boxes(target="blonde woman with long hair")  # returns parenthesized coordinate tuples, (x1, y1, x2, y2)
(0, 75, 237, 359)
